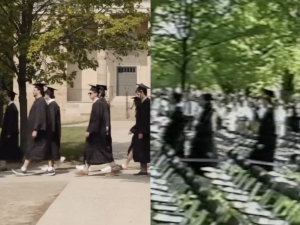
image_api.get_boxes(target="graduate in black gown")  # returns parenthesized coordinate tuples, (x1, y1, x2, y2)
(0, 89, 23, 171)
(249, 89, 277, 171)
(289, 104, 300, 133)
(43, 87, 61, 172)
(96, 85, 112, 152)
(76, 85, 120, 176)
(13, 83, 53, 175)
(163, 92, 185, 158)
(133, 84, 150, 175)
(189, 93, 217, 175)
(122, 96, 141, 169)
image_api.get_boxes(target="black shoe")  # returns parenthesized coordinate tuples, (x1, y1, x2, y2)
(134, 171, 148, 176)
(0, 167, 8, 172)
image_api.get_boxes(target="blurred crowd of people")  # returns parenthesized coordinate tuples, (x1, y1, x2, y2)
(151, 86, 300, 173)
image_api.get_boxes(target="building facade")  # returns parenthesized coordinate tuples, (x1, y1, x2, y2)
(13, 1, 150, 123)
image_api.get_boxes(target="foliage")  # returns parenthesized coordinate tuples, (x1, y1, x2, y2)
(152, 0, 300, 96)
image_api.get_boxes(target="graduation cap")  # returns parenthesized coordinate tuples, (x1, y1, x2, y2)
(89, 84, 100, 93)
(46, 86, 57, 94)
(33, 83, 47, 91)
(7, 90, 17, 99)
(202, 93, 213, 101)
(136, 83, 150, 90)
(262, 88, 274, 98)
(96, 84, 107, 91)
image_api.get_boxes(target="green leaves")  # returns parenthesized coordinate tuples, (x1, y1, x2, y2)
(152, 0, 300, 96)
(0, 0, 150, 85)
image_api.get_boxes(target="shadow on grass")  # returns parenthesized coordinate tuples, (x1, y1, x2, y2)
(60, 141, 131, 161)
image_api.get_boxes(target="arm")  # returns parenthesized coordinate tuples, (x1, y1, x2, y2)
(103, 101, 110, 131)
(86, 101, 101, 134)
(33, 99, 47, 131)
(48, 103, 56, 132)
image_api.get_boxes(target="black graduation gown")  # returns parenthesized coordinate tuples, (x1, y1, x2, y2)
(48, 101, 61, 160)
(101, 99, 113, 153)
(249, 107, 276, 171)
(0, 103, 23, 161)
(127, 107, 138, 155)
(163, 106, 185, 157)
(84, 99, 113, 165)
(189, 103, 217, 174)
(133, 98, 150, 163)
(25, 97, 51, 161)
(127, 125, 137, 155)
(289, 108, 300, 133)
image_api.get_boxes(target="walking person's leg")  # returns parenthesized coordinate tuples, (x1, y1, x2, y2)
(122, 150, 133, 169)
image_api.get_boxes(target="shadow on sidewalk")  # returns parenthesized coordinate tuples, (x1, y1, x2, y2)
(88, 172, 150, 183)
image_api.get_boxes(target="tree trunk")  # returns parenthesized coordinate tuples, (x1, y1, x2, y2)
(18, 58, 28, 152)
(0, 77, 3, 128)
(0, 99, 3, 128)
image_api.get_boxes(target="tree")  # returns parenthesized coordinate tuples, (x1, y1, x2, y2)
(152, 0, 300, 97)
(0, 0, 150, 151)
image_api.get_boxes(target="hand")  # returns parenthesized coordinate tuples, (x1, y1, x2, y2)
(32, 131, 37, 138)
(6, 135, 10, 138)
(138, 133, 143, 139)
(85, 132, 89, 138)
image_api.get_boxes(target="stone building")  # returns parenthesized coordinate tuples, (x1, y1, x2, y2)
(13, 1, 150, 123)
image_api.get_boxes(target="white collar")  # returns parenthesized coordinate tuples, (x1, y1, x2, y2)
(8, 101, 14, 106)
(47, 99, 55, 105)
(142, 96, 147, 103)
(93, 98, 99, 103)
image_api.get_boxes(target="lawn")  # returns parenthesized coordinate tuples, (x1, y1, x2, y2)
(61, 127, 86, 161)
(0, 127, 86, 161)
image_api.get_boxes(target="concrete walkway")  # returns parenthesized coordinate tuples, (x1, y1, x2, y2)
(36, 171, 150, 225)
(37, 121, 150, 225)
(0, 121, 150, 225)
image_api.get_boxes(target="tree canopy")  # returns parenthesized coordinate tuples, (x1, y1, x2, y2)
(152, 0, 300, 98)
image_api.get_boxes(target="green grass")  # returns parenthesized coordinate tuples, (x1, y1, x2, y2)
(0, 127, 86, 161)
(61, 127, 86, 161)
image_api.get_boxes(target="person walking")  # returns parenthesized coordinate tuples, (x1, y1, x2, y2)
(12, 83, 53, 175)
(132, 84, 150, 176)
(76, 85, 121, 176)
(0, 89, 23, 171)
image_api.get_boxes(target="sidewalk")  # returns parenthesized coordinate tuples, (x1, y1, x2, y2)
(36, 120, 150, 225)
(36, 171, 150, 225)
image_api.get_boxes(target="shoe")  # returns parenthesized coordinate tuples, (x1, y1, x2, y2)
(0, 167, 7, 171)
(76, 165, 85, 170)
(121, 164, 127, 169)
(133, 171, 148, 176)
(101, 166, 111, 173)
(76, 165, 93, 171)
(105, 166, 121, 177)
(46, 169, 55, 176)
(40, 165, 48, 171)
(12, 169, 27, 175)
(60, 156, 66, 163)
